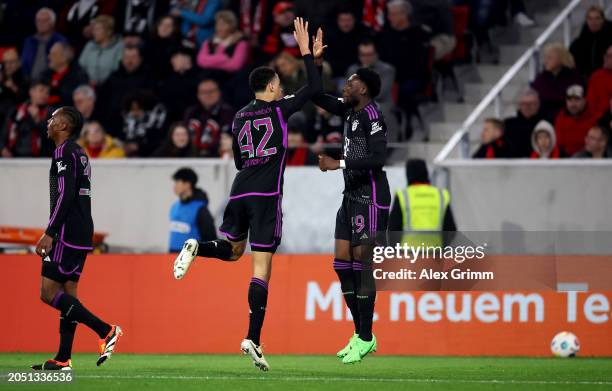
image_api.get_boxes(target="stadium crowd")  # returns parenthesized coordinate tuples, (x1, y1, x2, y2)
(473, 5, 612, 159)
(1, 0, 607, 163)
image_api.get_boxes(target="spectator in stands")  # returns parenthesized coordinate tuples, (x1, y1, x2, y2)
(42, 42, 89, 106)
(377, 0, 431, 135)
(78, 15, 124, 85)
(503, 88, 546, 157)
(586, 45, 612, 117)
(261, 2, 299, 61)
(171, 0, 222, 47)
(121, 89, 167, 157)
(0, 49, 27, 126)
(531, 43, 583, 118)
(183, 78, 235, 157)
(59, 0, 115, 52)
(599, 96, 612, 131)
(326, 8, 373, 79)
(145, 16, 182, 81)
(21, 8, 67, 80)
(78, 120, 126, 159)
(294, 0, 350, 32)
(411, 0, 456, 60)
(73, 85, 104, 126)
(472, 118, 510, 158)
(197, 10, 249, 79)
(153, 122, 197, 157)
(569, 5, 612, 77)
(313, 106, 343, 144)
(169, 168, 217, 252)
(100, 45, 153, 134)
(555, 84, 600, 156)
(275, 51, 306, 94)
(0, 80, 53, 158)
(232, 0, 275, 48)
(286, 113, 317, 166)
(573, 125, 611, 158)
(530, 120, 564, 159)
(115, 0, 169, 39)
(218, 131, 234, 160)
(347, 40, 397, 132)
(158, 47, 200, 123)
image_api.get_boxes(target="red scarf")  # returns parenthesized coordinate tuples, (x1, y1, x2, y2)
(530, 145, 560, 159)
(48, 67, 69, 105)
(363, 0, 385, 32)
(240, 0, 267, 37)
(7, 102, 48, 156)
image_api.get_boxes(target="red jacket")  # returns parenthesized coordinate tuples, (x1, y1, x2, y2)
(554, 104, 599, 156)
(586, 68, 612, 117)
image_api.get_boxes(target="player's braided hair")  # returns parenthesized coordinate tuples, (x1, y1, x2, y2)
(58, 106, 84, 136)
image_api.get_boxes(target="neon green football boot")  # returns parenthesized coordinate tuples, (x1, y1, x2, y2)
(342, 334, 377, 364)
(336, 333, 358, 358)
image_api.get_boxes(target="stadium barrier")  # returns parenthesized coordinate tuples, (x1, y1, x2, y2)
(1, 254, 610, 356)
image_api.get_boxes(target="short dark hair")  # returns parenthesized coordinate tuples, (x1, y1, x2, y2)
(485, 118, 505, 132)
(355, 67, 381, 99)
(172, 167, 198, 187)
(249, 66, 277, 93)
(57, 106, 83, 135)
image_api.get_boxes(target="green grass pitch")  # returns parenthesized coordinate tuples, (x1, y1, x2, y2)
(1, 353, 611, 390)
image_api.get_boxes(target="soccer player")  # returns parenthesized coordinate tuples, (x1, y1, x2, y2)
(311, 29, 390, 364)
(172, 17, 321, 372)
(32, 107, 122, 370)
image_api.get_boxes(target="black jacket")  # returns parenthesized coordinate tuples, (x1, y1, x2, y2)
(504, 111, 549, 157)
(570, 21, 612, 76)
(187, 188, 217, 242)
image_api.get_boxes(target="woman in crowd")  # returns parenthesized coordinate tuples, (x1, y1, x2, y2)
(153, 122, 197, 158)
(78, 15, 124, 86)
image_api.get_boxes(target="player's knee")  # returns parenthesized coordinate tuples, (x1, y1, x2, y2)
(40, 288, 56, 306)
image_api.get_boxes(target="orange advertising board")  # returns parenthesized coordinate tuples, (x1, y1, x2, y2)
(0, 254, 610, 356)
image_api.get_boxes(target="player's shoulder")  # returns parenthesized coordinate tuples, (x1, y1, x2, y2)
(362, 102, 382, 122)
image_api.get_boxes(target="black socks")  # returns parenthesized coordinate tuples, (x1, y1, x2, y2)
(51, 292, 111, 339)
(55, 313, 77, 362)
(197, 239, 233, 260)
(354, 260, 376, 342)
(246, 277, 268, 346)
(333, 258, 360, 334)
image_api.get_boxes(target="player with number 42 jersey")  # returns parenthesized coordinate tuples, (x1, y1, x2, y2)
(172, 18, 321, 372)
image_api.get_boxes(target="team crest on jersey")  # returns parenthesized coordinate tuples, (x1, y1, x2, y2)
(370, 121, 383, 135)
(352, 120, 359, 131)
(56, 161, 67, 173)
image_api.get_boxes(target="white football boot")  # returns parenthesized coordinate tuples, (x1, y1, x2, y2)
(240, 339, 270, 372)
(173, 239, 198, 280)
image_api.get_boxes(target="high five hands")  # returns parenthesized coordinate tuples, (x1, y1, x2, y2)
(293, 17, 311, 56)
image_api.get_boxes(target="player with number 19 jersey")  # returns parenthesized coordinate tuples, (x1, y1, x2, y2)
(219, 54, 321, 253)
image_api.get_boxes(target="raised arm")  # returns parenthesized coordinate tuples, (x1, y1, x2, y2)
(309, 27, 345, 116)
(277, 18, 323, 117)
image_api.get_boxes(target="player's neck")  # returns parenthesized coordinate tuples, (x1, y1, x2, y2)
(54, 135, 70, 148)
(254, 92, 275, 102)
(354, 99, 371, 112)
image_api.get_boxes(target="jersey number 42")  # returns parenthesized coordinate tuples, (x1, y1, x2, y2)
(238, 117, 277, 158)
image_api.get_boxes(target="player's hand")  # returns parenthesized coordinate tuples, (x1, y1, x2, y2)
(312, 28, 327, 59)
(318, 154, 340, 171)
(35, 234, 53, 257)
(293, 17, 311, 56)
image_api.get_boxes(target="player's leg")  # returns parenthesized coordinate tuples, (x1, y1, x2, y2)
(32, 274, 73, 370)
(342, 203, 381, 364)
(41, 246, 122, 366)
(240, 250, 272, 371)
(334, 198, 362, 358)
(54, 280, 78, 364)
(240, 196, 279, 371)
(174, 199, 248, 279)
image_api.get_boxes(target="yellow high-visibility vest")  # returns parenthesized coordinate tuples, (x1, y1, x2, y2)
(395, 184, 450, 247)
